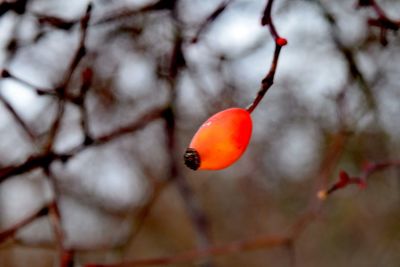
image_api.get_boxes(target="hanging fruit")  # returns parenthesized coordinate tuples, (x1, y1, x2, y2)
(184, 108, 252, 170)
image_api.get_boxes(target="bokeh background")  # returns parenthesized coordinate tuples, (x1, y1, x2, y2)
(0, 0, 399, 266)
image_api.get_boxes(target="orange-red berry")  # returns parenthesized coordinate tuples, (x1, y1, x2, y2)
(184, 108, 252, 170)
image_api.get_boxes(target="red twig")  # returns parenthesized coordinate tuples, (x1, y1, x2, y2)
(261, 0, 287, 45)
(318, 160, 400, 199)
(246, 0, 287, 113)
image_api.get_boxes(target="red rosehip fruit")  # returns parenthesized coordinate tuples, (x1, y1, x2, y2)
(184, 108, 252, 170)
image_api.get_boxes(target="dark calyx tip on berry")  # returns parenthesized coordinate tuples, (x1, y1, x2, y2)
(184, 148, 200, 170)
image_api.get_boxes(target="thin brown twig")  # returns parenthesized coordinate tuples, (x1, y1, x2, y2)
(35, 14, 77, 30)
(191, 0, 233, 44)
(85, 107, 166, 149)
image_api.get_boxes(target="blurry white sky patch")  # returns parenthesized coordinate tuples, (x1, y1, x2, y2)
(277, 3, 347, 93)
(53, 104, 84, 152)
(0, 173, 52, 229)
(117, 53, 156, 98)
(206, 11, 265, 55)
(60, 195, 132, 248)
(0, 15, 81, 124)
(0, 79, 49, 121)
(58, 146, 148, 213)
(17, 216, 54, 245)
(0, 12, 16, 64)
(32, 0, 91, 18)
(180, 0, 229, 24)
(274, 123, 321, 180)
